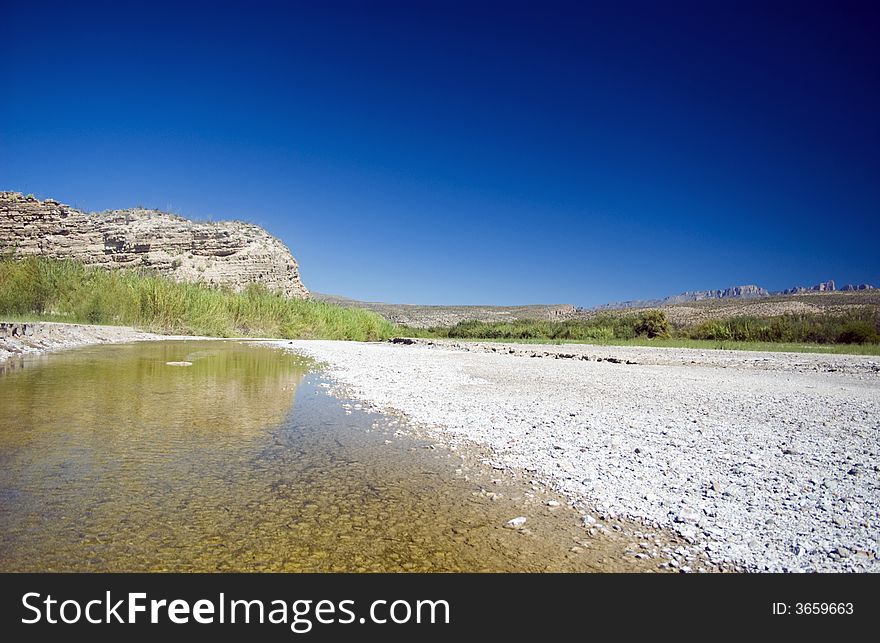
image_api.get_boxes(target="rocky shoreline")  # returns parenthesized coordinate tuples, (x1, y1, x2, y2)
(391, 337, 880, 377)
(278, 338, 880, 572)
(0, 321, 197, 366)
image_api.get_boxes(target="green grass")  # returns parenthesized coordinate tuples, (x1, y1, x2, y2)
(400, 312, 880, 356)
(4, 256, 878, 355)
(0, 256, 394, 341)
(436, 336, 880, 355)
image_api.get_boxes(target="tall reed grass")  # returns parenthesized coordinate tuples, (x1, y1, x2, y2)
(0, 257, 394, 341)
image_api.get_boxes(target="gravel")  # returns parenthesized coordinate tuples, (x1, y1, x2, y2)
(277, 339, 880, 572)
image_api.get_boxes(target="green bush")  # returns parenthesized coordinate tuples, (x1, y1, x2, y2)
(424, 313, 644, 342)
(690, 320, 731, 341)
(419, 308, 880, 348)
(633, 310, 670, 338)
(687, 312, 879, 345)
(836, 320, 879, 344)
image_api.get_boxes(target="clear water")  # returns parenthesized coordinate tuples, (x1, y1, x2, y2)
(0, 340, 660, 572)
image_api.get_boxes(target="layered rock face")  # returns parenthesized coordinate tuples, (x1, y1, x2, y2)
(0, 192, 309, 298)
(595, 284, 769, 310)
(673, 284, 769, 302)
(782, 280, 836, 294)
(781, 280, 878, 293)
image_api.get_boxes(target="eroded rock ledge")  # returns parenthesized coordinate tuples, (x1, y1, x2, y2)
(0, 191, 309, 298)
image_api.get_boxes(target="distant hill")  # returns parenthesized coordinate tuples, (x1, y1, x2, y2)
(594, 280, 875, 311)
(593, 284, 769, 310)
(314, 279, 878, 328)
(311, 293, 575, 328)
(780, 280, 876, 294)
(578, 289, 880, 327)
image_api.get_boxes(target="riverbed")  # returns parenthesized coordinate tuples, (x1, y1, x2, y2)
(277, 339, 880, 573)
(0, 340, 676, 572)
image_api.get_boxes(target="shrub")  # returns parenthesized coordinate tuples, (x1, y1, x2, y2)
(687, 312, 879, 345)
(633, 310, 670, 338)
(690, 320, 731, 341)
(426, 309, 880, 347)
(837, 320, 879, 344)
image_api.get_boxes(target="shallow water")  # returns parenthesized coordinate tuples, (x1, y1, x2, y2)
(0, 340, 664, 572)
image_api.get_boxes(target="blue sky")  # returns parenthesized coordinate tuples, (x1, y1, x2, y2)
(1, 1, 878, 305)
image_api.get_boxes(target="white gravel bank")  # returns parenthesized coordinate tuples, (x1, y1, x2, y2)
(278, 339, 880, 572)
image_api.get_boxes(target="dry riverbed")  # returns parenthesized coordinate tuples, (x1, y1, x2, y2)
(275, 338, 880, 572)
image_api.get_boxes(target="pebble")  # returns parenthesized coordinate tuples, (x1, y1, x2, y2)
(675, 507, 700, 524)
(678, 525, 699, 541)
(505, 516, 528, 529)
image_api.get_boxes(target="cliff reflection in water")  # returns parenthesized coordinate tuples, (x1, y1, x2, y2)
(0, 341, 307, 571)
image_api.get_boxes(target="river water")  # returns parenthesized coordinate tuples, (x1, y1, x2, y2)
(0, 340, 659, 571)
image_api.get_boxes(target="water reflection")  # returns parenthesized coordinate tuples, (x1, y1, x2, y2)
(0, 341, 666, 572)
(0, 341, 306, 571)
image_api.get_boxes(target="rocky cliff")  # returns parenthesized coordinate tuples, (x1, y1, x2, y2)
(594, 279, 878, 311)
(667, 284, 769, 303)
(781, 280, 836, 294)
(595, 284, 769, 310)
(780, 280, 876, 294)
(0, 192, 309, 298)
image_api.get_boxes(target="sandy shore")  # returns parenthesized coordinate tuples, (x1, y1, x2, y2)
(277, 338, 880, 572)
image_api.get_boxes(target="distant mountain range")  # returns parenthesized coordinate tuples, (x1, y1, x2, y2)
(593, 280, 876, 311)
(316, 279, 877, 327)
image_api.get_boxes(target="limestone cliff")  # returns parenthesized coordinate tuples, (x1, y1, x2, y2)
(0, 192, 309, 298)
(594, 284, 769, 310)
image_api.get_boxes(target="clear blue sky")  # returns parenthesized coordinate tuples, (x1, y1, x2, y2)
(1, 1, 877, 306)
